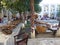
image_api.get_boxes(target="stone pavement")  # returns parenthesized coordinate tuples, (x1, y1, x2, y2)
(28, 38, 60, 45)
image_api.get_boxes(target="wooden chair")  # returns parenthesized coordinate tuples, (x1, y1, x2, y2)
(14, 32, 29, 45)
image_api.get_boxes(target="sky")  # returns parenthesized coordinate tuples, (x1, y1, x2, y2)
(39, 0, 60, 5)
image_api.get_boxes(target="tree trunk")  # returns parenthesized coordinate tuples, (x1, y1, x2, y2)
(30, 0, 35, 38)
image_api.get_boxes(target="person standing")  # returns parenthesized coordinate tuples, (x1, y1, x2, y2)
(41, 13, 49, 20)
(16, 12, 20, 20)
(3, 15, 8, 24)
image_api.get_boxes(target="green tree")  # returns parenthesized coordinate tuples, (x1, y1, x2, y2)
(57, 11, 60, 17)
(34, 4, 41, 12)
(34, 0, 42, 4)
(57, 5, 60, 17)
(0, 0, 2, 12)
(1, 0, 13, 9)
(10, 0, 30, 13)
(1, 0, 42, 13)
(34, 0, 42, 12)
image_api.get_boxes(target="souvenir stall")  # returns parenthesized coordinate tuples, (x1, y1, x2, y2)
(0, 9, 22, 45)
(0, 23, 23, 45)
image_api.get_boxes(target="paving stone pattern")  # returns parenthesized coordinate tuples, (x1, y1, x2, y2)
(28, 38, 60, 45)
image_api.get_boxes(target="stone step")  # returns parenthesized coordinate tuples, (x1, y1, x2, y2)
(28, 38, 60, 45)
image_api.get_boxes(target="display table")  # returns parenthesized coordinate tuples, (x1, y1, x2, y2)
(35, 19, 59, 30)
(0, 23, 23, 45)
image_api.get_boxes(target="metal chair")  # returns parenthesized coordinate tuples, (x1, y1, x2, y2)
(14, 32, 29, 45)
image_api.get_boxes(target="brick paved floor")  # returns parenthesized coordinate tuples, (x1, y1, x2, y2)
(28, 38, 60, 45)
(36, 32, 60, 38)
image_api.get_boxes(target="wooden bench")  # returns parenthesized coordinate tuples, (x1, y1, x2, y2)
(14, 32, 29, 45)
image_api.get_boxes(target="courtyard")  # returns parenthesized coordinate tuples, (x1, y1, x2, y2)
(0, 0, 60, 45)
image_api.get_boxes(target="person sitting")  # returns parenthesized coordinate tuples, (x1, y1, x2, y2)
(41, 14, 49, 20)
(2, 15, 8, 24)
